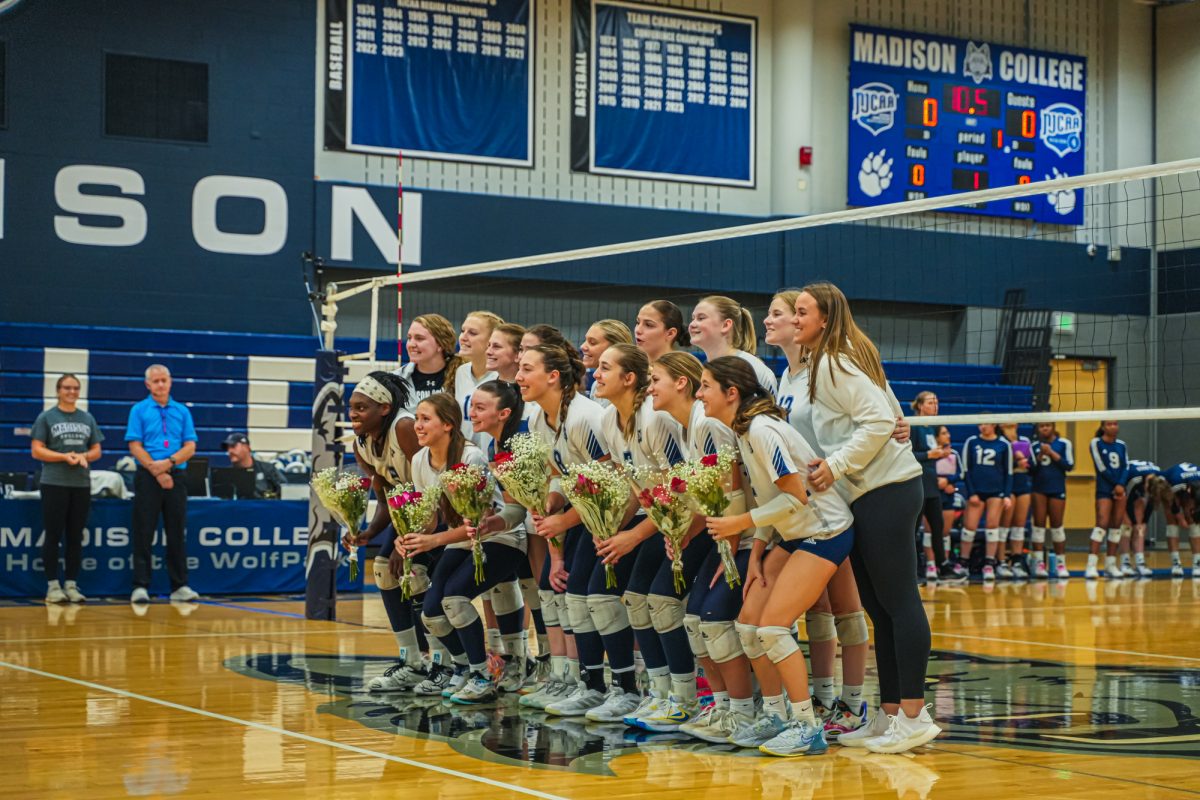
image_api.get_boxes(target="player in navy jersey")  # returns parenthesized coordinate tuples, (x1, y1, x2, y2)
(1122, 459, 1162, 578)
(998, 423, 1034, 579)
(1029, 422, 1074, 579)
(1087, 421, 1129, 579)
(959, 424, 1013, 581)
(1159, 462, 1200, 577)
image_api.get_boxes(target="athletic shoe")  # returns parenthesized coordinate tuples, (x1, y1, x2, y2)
(1011, 559, 1029, 580)
(45, 582, 67, 604)
(729, 713, 787, 748)
(1055, 560, 1071, 580)
(690, 708, 754, 744)
(497, 657, 527, 693)
(623, 693, 663, 726)
(412, 664, 455, 696)
(544, 685, 607, 717)
(823, 698, 867, 740)
(533, 679, 577, 710)
(865, 705, 942, 754)
(449, 671, 497, 705)
(366, 662, 425, 693)
(981, 562, 996, 582)
(1032, 560, 1049, 579)
(678, 702, 719, 738)
(1135, 563, 1153, 578)
(924, 562, 938, 583)
(759, 719, 829, 757)
(995, 561, 1013, 580)
(520, 657, 549, 693)
(838, 706, 890, 748)
(519, 677, 561, 708)
(585, 687, 642, 723)
(1191, 566, 1200, 580)
(639, 695, 697, 732)
(1171, 563, 1185, 578)
(811, 695, 834, 723)
(1121, 562, 1136, 577)
(130, 587, 150, 604)
(169, 585, 199, 602)
(1105, 560, 1123, 579)
(1085, 563, 1100, 580)
(62, 581, 86, 603)
(441, 668, 469, 698)
(943, 560, 968, 580)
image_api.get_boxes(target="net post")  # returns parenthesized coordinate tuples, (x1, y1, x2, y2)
(305, 349, 348, 621)
(396, 150, 404, 366)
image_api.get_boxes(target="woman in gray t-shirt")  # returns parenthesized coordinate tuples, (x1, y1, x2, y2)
(31, 373, 104, 603)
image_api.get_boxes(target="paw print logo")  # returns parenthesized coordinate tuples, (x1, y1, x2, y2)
(858, 149, 893, 198)
(1044, 166, 1076, 216)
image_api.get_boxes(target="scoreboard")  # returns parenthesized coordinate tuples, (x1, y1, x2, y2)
(847, 25, 1086, 225)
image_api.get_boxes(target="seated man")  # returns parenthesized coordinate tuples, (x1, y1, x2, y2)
(222, 433, 284, 499)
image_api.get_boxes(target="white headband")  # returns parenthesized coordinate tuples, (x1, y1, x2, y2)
(353, 376, 392, 406)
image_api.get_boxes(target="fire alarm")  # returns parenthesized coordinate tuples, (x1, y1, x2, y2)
(799, 146, 813, 167)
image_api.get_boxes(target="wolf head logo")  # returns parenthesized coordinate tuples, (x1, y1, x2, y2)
(963, 41, 993, 84)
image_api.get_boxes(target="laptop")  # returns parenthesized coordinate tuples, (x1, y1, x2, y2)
(211, 466, 258, 500)
(183, 457, 210, 497)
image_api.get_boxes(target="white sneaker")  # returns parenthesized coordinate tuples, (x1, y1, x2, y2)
(130, 587, 150, 603)
(63, 581, 86, 603)
(1171, 563, 1184, 578)
(995, 562, 1013, 580)
(690, 708, 754, 744)
(45, 582, 67, 604)
(544, 685, 607, 717)
(924, 562, 938, 582)
(585, 687, 642, 722)
(1032, 560, 1049, 580)
(728, 712, 787, 747)
(981, 564, 995, 582)
(366, 662, 425, 693)
(678, 703, 719, 738)
(412, 664, 455, 696)
(1136, 563, 1153, 578)
(1085, 564, 1100, 580)
(441, 668, 469, 698)
(623, 693, 662, 726)
(1191, 565, 1200, 580)
(519, 677, 562, 708)
(1104, 559, 1123, 579)
(1055, 561, 1071, 580)
(449, 671, 497, 705)
(1121, 562, 1136, 578)
(839, 705, 891, 748)
(639, 695, 698, 732)
(497, 657, 527, 693)
(1011, 560, 1029, 580)
(865, 705, 942, 754)
(170, 586, 200, 602)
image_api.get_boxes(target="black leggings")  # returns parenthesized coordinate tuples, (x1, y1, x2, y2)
(40, 484, 91, 582)
(849, 476, 929, 703)
(920, 494, 946, 564)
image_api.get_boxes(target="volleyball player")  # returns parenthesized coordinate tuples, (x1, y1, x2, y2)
(1029, 422, 1074, 579)
(998, 423, 1034, 579)
(634, 300, 690, 361)
(453, 311, 503, 444)
(910, 392, 963, 583)
(581, 319, 633, 403)
(1160, 461, 1200, 577)
(1087, 420, 1129, 580)
(394, 314, 457, 412)
(486, 323, 526, 383)
(934, 426, 966, 563)
(959, 424, 1014, 582)
(1123, 459, 1162, 578)
(689, 295, 778, 396)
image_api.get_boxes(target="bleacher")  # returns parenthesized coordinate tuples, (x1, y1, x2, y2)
(0, 322, 1034, 478)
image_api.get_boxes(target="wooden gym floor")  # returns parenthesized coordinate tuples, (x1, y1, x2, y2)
(4, 567, 1200, 799)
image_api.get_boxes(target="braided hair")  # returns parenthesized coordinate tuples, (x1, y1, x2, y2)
(606, 343, 650, 440)
(530, 343, 583, 432)
(703, 356, 787, 436)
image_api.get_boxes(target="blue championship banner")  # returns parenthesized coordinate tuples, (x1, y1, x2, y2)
(571, 0, 756, 186)
(847, 24, 1086, 224)
(0, 500, 363, 598)
(326, 0, 534, 166)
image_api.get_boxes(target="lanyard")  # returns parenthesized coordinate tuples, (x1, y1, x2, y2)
(156, 404, 172, 450)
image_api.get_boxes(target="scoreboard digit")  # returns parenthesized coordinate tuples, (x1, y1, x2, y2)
(847, 25, 1086, 225)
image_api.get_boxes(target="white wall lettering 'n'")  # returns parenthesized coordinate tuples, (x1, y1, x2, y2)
(329, 185, 422, 266)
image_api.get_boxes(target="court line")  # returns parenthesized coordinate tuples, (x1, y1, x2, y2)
(0, 659, 568, 800)
(2, 628, 390, 645)
(930, 630, 1200, 663)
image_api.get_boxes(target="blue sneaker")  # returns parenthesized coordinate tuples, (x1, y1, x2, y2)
(759, 719, 829, 757)
(729, 712, 787, 747)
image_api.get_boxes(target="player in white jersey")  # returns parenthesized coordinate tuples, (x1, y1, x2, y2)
(344, 372, 428, 694)
(516, 342, 612, 714)
(393, 314, 456, 413)
(400, 393, 527, 705)
(762, 289, 872, 740)
(689, 294, 778, 397)
(701, 356, 856, 758)
(453, 311, 503, 446)
(635, 299, 691, 361)
(581, 319, 633, 406)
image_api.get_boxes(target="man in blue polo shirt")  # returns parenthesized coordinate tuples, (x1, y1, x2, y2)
(125, 364, 199, 604)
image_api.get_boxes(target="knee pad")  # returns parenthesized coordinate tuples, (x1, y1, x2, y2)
(520, 577, 541, 611)
(442, 595, 480, 629)
(735, 622, 765, 660)
(622, 591, 652, 630)
(961, 529, 977, 544)
(1166, 524, 1181, 540)
(422, 613, 453, 639)
(1107, 528, 1122, 544)
(373, 557, 400, 592)
(834, 611, 869, 646)
(1120, 524, 1132, 540)
(700, 620, 743, 663)
(756, 625, 800, 664)
(1090, 527, 1107, 543)
(566, 593, 596, 634)
(1051, 527, 1067, 543)
(683, 614, 707, 659)
(647, 594, 685, 633)
(1031, 526, 1046, 544)
(1190, 524, 1200, 540)
(1009, 527, 1025, 543)
(985, 528, 1002, 543)
(538, 589, 560, 626)
(490, 580, 524, 616)
(804, 611, 836, 643)
(587, 594, 629, 636)
(553, 593, 571, 632)
(922, 531, 932, 548)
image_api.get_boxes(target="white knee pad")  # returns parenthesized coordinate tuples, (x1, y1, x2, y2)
(647, 594, 685, 633)
(587, 594, 629, 636)
(442, 595, 480, 629)
(1190, 524, 1200, 540)
(1107, 528, 1122, 544)
(985, 528, 1002, 543)
(566, 593, 596, 634)
(621, 591, 652, 630)
(735, 622, 765, 660)
(700, 620, 743, 663)
(1166, 524, 1181, 540)
(922, 531, 932, 548)
(1051, 527, 1067, 543)
(538, 589, 560, 626)
(756, 625, 801, 664)
(804, 611, 836, 643)
(553, 593, 571, 631)
(835, 611, 869, 646)
(422, 612, 454, 638)
(683, 614, 707, 658)
(373, 557, 400, 591)
(490, 580, 524, 616)
(1031, 527, 1046, 544)
(961, 529, 977, 544)
(1120, 524, 1132, 540)
(1009, 527, 1025, 543)
(519, 577, 541, 611)
(1090, 527, 1107, 543)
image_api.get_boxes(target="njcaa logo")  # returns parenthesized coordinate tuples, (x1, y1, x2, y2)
(963, 41, 992, 84)
(851, 82, 898, 136)
(1040, 102, 1083, 157)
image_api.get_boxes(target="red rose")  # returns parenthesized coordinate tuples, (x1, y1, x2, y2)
(577, 475, 599, 495)
(450, 463, 467, 471)
(638, 489, 654, 509)
(359, 477, 372, 490)
(701, 453, 719, 467)
(670, 477, 688, 494)
(475, 477, 488, 492)
(387, 495, 403, 509)
(652, 486, 671, 506)
(494, 451, 514, 464)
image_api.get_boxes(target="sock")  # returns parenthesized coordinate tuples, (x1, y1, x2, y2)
(1105, 555, 1117, 569)
(469, 660, 489, 675)
(487, 628, 503, 654)
(649, 669, 671, 698)
(64, 580, 77, 588)
(1031, 551, 1045, 564)
(47, 579, 61, 590)
(1193, 553, 1200, 569)
(731, 696, 755, 718)
(501, 632, 526, 661)
(393, 628, 421, 665)
(633, 650, 646, 674)
(1087, 553, 1099, 568)
(763, 694, 789, 719)
(712, 690, 730, 711)
(1120, 553, 1132, 567)
(583, 666, 606, 692)
(566, 659, 581, 683)
(842, 684, 864, 709)
(536, 632, 551, 656)
(670, 670, 697, 703)
(790, 697, 817, 725)
(550, 655, 566, 681)
(1171, 551, 1182, 566)
(1135, 551, 1146, 565)
(616, 670, 638, 693)
(814, 676, 836, 709)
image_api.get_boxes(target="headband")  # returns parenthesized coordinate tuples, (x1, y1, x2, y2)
(353, 376, 392, 406)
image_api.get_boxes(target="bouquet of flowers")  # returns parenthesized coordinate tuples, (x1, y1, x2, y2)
(311, 467, 371, 581)
(631, 465, 697, 594)
(684, 447, 742, 588)
(385, 483, 441, 599)
(491, 433, 557, 546)
(439, 462, 497, 584)
(564, 461, 630, 588)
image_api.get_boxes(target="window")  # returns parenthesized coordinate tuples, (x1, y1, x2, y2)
(104, 53, 207, 142)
